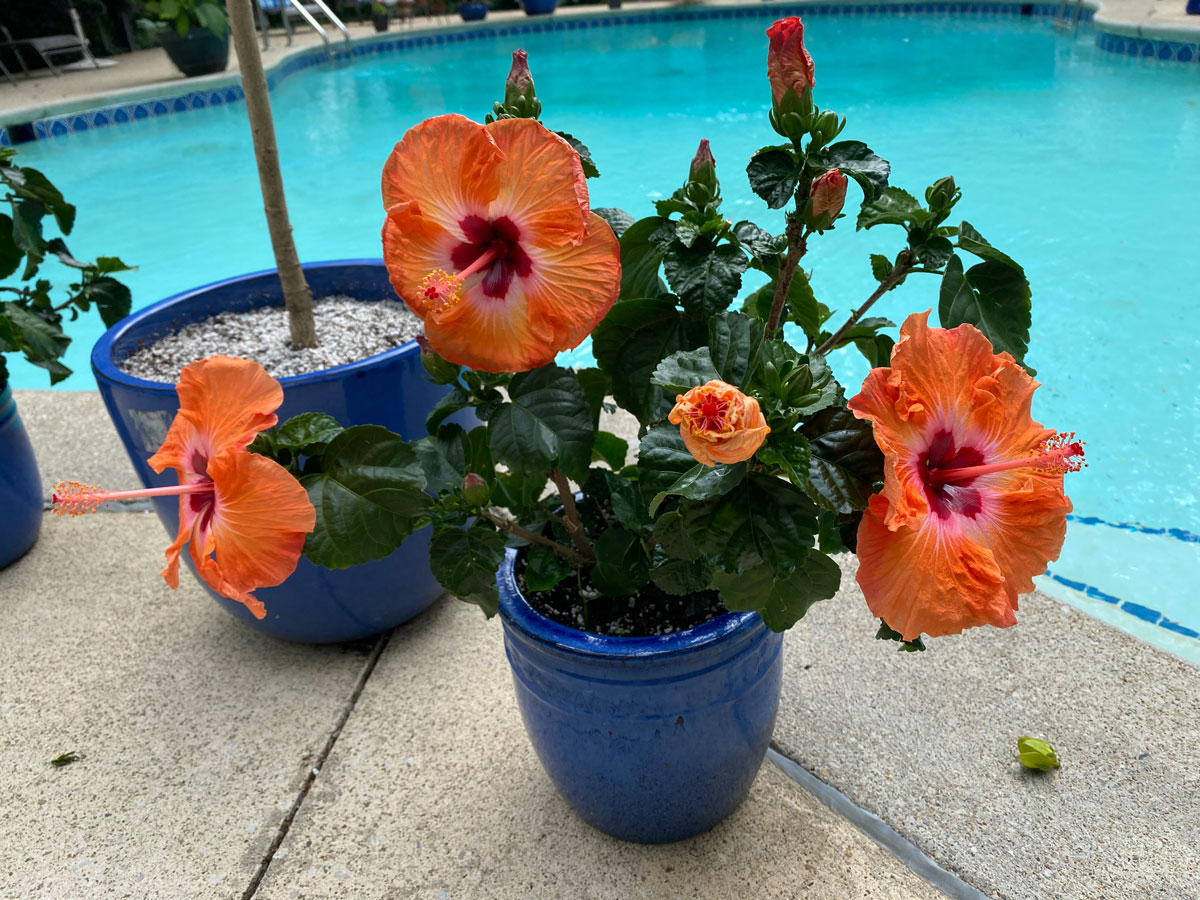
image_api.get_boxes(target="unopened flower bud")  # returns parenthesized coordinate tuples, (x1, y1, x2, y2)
(810, 168, 848, 220)
(462, 473, 490, 507)
(690, 139, 716, 181)
(505, 49, 535, 105)
(814, 110, 841, 143)
(925, 175, 958, 211)
(766, 17, 815, 106)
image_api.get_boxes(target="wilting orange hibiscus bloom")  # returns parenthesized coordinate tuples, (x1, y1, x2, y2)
(669, 380, 771, 467)
(53, 357, 315, 619)
(380, 113, 621, 373)
(848, 312, 1084, 641)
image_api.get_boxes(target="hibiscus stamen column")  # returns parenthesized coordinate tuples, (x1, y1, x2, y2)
(929, 434, 1086, 485)
(52, 480, 214, 514)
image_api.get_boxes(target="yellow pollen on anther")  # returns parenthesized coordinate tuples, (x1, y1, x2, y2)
(52, 481, 105, 516)
(419, 269, 464, 311)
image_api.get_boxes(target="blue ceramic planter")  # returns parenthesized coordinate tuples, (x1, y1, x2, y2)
(520, 0, 557, 14)
(91, 260, 458, 643)
(0, 385, 42, 569)
(498, 549, 784, 843)
(458, 2, 488, 20)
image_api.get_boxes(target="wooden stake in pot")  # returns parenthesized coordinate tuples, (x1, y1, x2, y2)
(226, 0, 317, 348)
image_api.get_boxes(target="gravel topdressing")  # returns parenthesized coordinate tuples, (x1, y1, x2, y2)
(118, 295, 424, 382)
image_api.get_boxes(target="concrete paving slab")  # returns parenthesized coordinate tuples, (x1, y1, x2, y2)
(14, 388, 139, 502)
(775, 556, 1200, 900)
(0, 513, 373, 900)
(252, 596, 949, 900)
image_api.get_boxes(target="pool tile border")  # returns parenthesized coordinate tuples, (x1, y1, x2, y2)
(6, 0, 1194, 148)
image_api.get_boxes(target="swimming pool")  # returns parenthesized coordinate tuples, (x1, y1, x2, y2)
(9, 6, 1199, 657)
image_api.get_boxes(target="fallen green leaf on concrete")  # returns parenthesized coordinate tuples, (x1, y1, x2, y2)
(1017, 737, 1060, 771)
(49, 751, 81, 768)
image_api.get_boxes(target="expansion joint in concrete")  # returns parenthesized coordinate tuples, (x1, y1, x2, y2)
(240, 628, 394, 900)
(767, 745, 991, 900)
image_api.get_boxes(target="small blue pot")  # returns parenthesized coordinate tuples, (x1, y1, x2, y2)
(458, 2, 488, 20)
(0, 385, 42, 569)
(91, 260, 457, 643)
(520, 0, 557, 15)
(498, 549, 784, 843)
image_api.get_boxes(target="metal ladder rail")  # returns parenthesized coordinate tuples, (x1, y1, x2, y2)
(1054, 0, 1085, 30)
(285, 0, 332, 55)
(309, 0, 352, 44)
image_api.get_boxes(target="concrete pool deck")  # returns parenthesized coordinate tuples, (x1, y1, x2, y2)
(2, 391, 1197, 899)
(0, 0, 1197, 123)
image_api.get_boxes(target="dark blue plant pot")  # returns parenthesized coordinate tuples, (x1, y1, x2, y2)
(91, 260, 459, 644)
(0, 385, 43, 569)
(498, 549, 784, 843)
(1187, 0, 1200, 14)
(458, 2, 488, 20)
(520, 0, 557, 15)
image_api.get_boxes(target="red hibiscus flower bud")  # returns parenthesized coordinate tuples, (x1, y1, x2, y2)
(505, 49, 535, 105)
(689, 139, 716, 181)
(766, 17, 815, 105)
(461, 473, 490, 507)
(810, 168, 848, 221)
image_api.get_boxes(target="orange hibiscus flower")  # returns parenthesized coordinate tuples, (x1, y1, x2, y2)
(380, 113, 621, 373)
(848, 312, 1084, 641)
(53, 357, 315, 619)
(668, 380, 771, 467)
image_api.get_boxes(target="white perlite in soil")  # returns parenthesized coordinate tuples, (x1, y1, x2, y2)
(119, 296, 424, 382)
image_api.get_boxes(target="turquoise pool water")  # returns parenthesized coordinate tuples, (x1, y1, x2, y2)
(10, 11, 1199, 656)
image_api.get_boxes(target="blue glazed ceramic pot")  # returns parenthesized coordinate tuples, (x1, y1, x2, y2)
(0, 384, 42, 568)
(458, 2, 488, 20)
(520, 0, 557, 15)
(91, 260, 457, 643)
(497, 548, 784, 843)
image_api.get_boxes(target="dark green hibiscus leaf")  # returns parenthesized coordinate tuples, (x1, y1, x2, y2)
(955, 221, 1024, 272)
(651, 544, 714, 596)
(637, 425, 702, 499)
(648, 460, 747, 516)
(590, 528, 650, 597)
(679, 473, 820, 575)
(708, 310, 764, 387)
(711, 548, 841, 631)
(821, 140, 890, 201)
(81, 275, 132, 327)
(856, 186, 928, 231)
(523, 543, 572, 592)
(429, 524, 507, 616)
(414, 423, 470, 493)
(592, 298, 689, 426)
(652, 509, 701, 561)
(800, 406, 885, 515)
(593, 207, 634, 238)
(663, 242, 748, 317)
(556, 131, 599, 178)
(651, 347, 721, 394)
(939, 254, 1032, 364)
(488, 364, 594, 480)
(302, 426, 431, 568)
(746, 146, 799, 209)
(618, 216, 670, 299)
(732, 220, 786, 262)
(272, 412, 345, 456)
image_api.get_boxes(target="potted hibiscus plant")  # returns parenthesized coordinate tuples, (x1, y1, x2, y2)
(0, 147, 133, 568)
(56, 19, 1084, 841)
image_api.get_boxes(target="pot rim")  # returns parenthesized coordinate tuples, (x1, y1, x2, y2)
(497, 546, 762, 661)
(90, 258, 422, 393)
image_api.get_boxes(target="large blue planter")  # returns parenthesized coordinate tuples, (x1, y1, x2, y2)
(498, 549, 784, 843)
(0, 385, 43, 568)
(520, 0, 557, 15)
(91, 260, 456, 643)
(458, 2, 488, 20)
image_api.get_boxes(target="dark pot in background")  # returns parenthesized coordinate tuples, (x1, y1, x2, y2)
(157, 26, 230, 78)
(1187, 0, 1200, 14)
(458, 2, 488, 20)
(497, 549, 784, 843)
(607, 0, 621, 8)
(92, 260, 464, 644)
(372, 12, 390, 31)
(0, 384, 42, 569)
(519, 0, 557, 15)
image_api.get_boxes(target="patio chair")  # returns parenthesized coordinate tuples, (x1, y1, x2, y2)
(0, 24, 89, 78)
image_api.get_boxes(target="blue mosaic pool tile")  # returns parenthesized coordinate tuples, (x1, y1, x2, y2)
(17, 4, 1197, 144)
(1160, 618, 1200, 639)
(1121, 601, 1161, 624)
